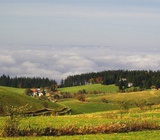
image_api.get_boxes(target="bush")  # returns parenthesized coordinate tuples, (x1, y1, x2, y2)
(43, 101, 49, 108)
(101, 98, 109, 103)
(0, 103, 4, 115)
(0, 105, 30, 137)
(2, 120, 159, 137)
(24, 88, 33, 96)
(75, 94, 85, 102)
(133, 100, 154, 111)
(116, 100, 132, 118)
(60, 92, 72, 98)
(78, 89, 87, 94)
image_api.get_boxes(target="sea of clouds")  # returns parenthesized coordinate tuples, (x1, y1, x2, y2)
(0, 45, 160, 82)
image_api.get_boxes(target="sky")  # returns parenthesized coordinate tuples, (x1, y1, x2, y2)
(0, 0, 160, 82)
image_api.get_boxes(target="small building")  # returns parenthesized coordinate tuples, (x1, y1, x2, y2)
(38, 92, 44, 97)
(128, 83, 133, 88)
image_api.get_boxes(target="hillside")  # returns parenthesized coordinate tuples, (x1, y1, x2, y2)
(1, 85, 160, 115)
(0, 86, 62, 113)
(58, 84, 160, 114)
(1, 85, 160, 138)
(59, 84, 118, 94)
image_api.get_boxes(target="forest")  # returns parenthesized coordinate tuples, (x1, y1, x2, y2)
(1, 70, 160, 90)
(62, 70, 160, 90)
(0, 74, 57, 88)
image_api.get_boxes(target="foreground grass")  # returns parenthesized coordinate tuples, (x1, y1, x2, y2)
(1, 130, 160, 140)
(0, 108, 160, 130)
(0, 105, 160, 138)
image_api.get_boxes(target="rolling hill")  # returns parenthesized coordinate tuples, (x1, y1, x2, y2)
(0, 86, 62, 113)
(58, 84, 160, 114)
(59, 84, 119, 94)
(1, 84, 160, 115)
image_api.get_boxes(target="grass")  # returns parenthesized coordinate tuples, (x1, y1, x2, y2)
(0, 109, 160, 139)
(0, 86, 62, 112)
(58, 90, 160, 115)
(1, 86, 160, 139)
(58, 99, 115, 114)
(57, 84, 160, 114)
(0, 107, 160, 130)
(1, 85, 160, 115)
(59, 84, 119, 94)
(1, 130, 160, 140)
(0, 85, 160, 140)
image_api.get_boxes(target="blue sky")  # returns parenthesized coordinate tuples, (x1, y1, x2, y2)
(0, 0, 160, 81)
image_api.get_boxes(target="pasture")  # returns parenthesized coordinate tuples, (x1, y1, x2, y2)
(59, 84, 119, 94)
(0, 130, 160, 140)
(0, 85, 160, 139)
(0, 107, 160, 139)
(58, 89, 160, 114)
(0, 86, 62, 112)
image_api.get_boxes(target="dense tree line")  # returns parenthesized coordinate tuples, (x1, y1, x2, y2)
(0, 75, 57, 88)
(62, 70, 160, 90)
(1, 70, 160, 90)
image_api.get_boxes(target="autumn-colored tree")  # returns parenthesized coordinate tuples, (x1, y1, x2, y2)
(18, 82, 22, 88)
(96, 77, 103, 83)
(24, 88, 33, 96)
(89, 78, 95, 84)
(55, 84, 59, 89)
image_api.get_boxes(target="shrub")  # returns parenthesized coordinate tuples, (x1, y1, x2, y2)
(101, 98, 109, 103)
(43, 101, 49, 108)
(0, 104, 30, 137)
(133, 100, 154, 111)
(133, 100, 148, 111)
(116, 100, 131, 118)
(60, 92, 72, 98)
(75, 94, 85, 102)
(78, 89, 87, 94)
(24, 88, 33, 96)
(53, 94, 60, 99)
(6, 120, 159, 137)
(0, 103, 4, 115)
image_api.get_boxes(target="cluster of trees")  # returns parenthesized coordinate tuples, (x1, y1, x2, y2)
(1, 70, 160, 90)
(0, 75, 57, 88)
(61, 70, 160, 90)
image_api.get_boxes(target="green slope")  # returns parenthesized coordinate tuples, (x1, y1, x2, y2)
(58, 86, 160, 114)
(59, 84, 118, 94)
(0, 86, 62, 112)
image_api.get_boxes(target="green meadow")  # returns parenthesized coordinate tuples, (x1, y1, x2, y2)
(0, 130, 160, 140)
(0, 85, 160, 139)
(59, 84, 119, 93)
(58, 86, 160, 114)
(0, 86, 62, 111)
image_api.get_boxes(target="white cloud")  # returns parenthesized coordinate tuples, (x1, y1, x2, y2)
(0, 45, 160, 82)
(0, 54, 15, 65)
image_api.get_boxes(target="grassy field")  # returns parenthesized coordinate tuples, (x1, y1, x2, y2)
(0, 108, 160, 139)
(58, 84, 160, 114)
(0, 106, 160, 129)
(1, 85, 160, 115)
(58, 89, 160, 114)
(0, 130, 160, 140)
(0, 86, 62, 111)
(1, 85, 160, 139)
(59, 84, 119, 94)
